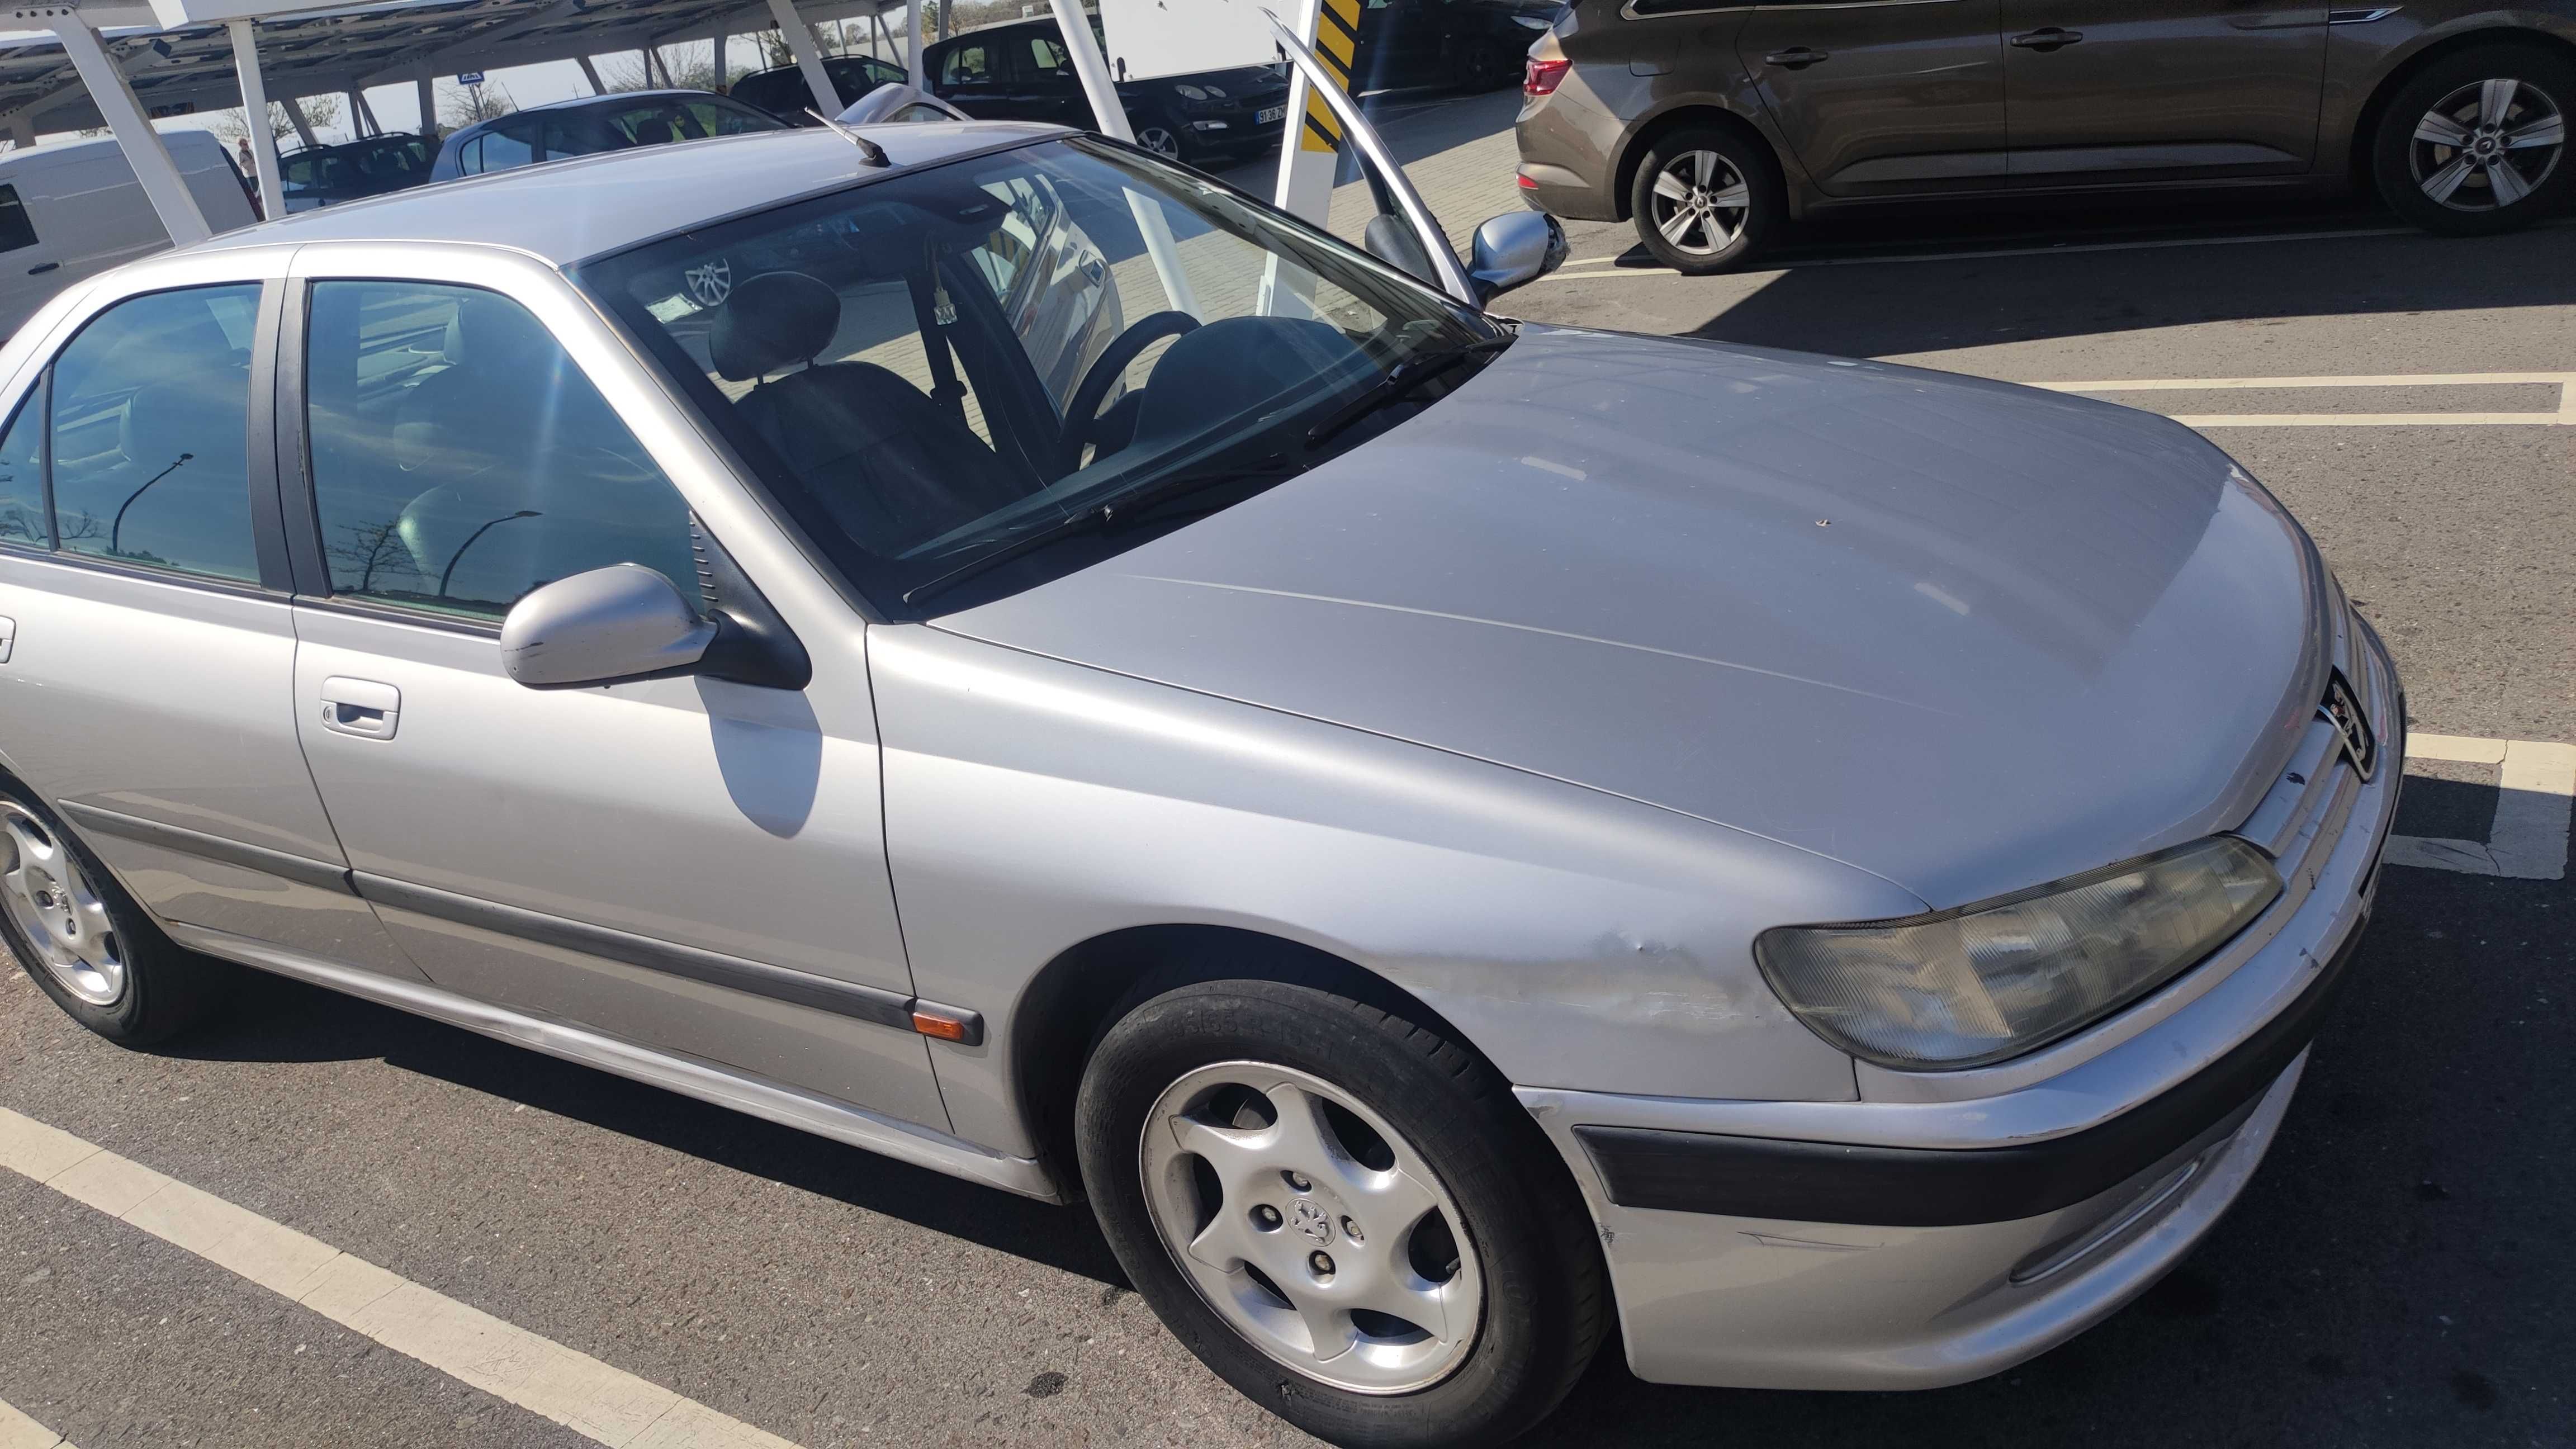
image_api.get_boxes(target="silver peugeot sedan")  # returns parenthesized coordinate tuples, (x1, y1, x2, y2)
(0, 107, 2397, 1449)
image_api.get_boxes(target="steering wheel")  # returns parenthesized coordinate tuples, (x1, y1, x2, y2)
(1061, 310, 1200, 467)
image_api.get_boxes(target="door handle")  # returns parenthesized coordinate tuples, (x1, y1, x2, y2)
(1764, 47, 1830, 69)
(2010, 27, 2083, 48)
(26, 262, 58, 275)
(319, 676, 401, 740)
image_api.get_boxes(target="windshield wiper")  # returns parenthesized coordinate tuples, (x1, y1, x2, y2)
(902, 459, 1299, 607)
(1303, 335, 1514, 450)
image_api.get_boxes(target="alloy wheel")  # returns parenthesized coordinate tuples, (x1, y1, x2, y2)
(1647, 149, 1751, 257)
(1138, 1060, 1483, 1395)
(2411, 77, 2565, 211)
(1, 802, 125, 1006)
(1136, 125, 1182, 160)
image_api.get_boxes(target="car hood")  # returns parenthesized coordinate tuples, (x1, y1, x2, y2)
(933, 326, 2327, 907)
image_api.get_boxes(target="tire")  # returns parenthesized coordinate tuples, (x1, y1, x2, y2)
(2370, 44, 2573, 236)
(1628, 124, 1783, 274)
(0, 778, 230, 1047)
(1133, 115, 1188, 164)
(1076, 979, 1607, 1449)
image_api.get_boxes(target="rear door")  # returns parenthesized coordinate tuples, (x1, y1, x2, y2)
(935, 36, 1012, 117)
(0, 258, 420, 979)
(1733, 0, 2011, 195)
(2000, 0, 2328, 177)
(277, 245, 945, 1125)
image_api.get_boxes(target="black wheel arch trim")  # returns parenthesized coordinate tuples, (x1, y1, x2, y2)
(1575, 924, 2363, 1228)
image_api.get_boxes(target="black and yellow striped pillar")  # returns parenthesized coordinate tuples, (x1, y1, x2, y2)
(1299, 0, 1361, 156)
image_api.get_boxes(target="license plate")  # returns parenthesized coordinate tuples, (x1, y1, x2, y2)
(1257, 106, 1286, 124)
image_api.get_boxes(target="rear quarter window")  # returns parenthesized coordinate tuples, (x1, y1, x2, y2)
(0, 184, 36, 253)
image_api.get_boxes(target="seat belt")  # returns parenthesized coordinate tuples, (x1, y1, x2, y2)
(906, 263, 970, 430)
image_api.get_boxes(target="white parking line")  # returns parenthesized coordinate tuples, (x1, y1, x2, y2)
(2037, 372, 2575, 429)
(0, 1107, 804, 1449)
(2385, 733, 2576, 880)
(0, 1396, 75, 1449)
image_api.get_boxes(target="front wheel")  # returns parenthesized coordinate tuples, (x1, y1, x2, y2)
(1628, 125, 1782, 274)
(1133, 116, 1186, 163)
(1076, 979, 1607, 1448)
(2371, 45, 2572, 235)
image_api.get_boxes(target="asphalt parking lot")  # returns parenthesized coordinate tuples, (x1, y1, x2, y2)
(6, 93, 2575, 1449)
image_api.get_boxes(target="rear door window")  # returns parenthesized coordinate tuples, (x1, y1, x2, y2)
(0, 184, 37, 252)
(941, 42, 994, 87)
(0, 377, 44, 545)
(46, 284, 263, 581)
(479, 120, 536, 171)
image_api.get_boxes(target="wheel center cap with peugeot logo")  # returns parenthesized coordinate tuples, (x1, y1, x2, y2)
(1290, 1199, 1334, 1246)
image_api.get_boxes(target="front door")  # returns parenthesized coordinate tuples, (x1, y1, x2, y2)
(936, 35, 1012, 119)
(2000, 0, 2329, 178)
(1734, 0, 2010, 195)
(279, 257, 945, 1127)
(0, 271, 420, 978)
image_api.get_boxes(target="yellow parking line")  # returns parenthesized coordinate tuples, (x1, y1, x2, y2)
(0, 1107, 806, 1449)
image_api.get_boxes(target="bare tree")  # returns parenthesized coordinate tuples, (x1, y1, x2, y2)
(326, 517, 416, 594)
(439, 82, 518, 129)
(207, 96, 344, 147)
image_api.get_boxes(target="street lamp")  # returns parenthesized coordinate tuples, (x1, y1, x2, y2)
(438, 509, 539, 598)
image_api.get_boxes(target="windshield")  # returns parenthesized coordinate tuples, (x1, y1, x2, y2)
(577, 136, 1500, 614)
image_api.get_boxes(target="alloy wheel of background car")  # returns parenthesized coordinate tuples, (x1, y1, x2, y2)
(1135, 122, 1183, 160)
(2, 800, 125, 1007)
(2374, 46, 2574, 236)
(1630, 126, 1781, 274)
(2411, 79, 2563, 212)
(1077, 978, 1606, 1448)
(0, 782, 228, 1046)
(1137, 1059, 1484, 1394)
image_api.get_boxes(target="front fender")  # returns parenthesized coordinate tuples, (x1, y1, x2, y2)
(871, 626, 1911, 1158)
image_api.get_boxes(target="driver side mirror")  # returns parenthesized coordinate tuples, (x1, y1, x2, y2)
(500, 565, 717, 689)
(1466, 211, 1569, 305)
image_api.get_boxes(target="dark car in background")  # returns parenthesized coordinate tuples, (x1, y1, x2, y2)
(730, 54, 911, 122)
(429, 89, 787, 181)
(924, 18, 1290, 163)
(1352, 0, 1561, 92)
(278, 133, 435, 211)
(1516, 0, 2574, 273)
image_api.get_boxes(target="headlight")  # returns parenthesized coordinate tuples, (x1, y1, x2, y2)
(1756, 837, 2281, 1069)
(1174, 83, 1209, 100)
(1512, 13, 1552, 27)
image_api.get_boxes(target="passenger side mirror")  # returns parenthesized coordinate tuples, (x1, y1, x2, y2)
(1467, 211, 1569, 305)
(499, 565, 717, 689)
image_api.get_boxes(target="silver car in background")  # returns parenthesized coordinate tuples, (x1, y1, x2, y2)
(0, 101, 2395, 1448)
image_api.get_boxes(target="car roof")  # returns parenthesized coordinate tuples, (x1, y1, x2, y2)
(191, 121, 1067, 266)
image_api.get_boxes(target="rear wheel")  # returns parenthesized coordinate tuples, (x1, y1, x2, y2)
(1628, 125, 1781, 274)
(2371, 45, 2572, 235)
(0, 781, 229, 1046)
(1077, 979, 1606, 1448)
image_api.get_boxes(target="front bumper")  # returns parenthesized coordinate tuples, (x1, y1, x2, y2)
(1518, 619, 2402, 1390)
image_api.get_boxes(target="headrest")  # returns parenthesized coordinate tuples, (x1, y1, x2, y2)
(708, 272, 842, 381)
(124, 373, 247, 473)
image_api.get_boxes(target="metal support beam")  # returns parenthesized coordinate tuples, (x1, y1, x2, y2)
(7, 115, 35, 148)
(1046, 0, 1198, 320)
(711, 30, 727, 90)
(283, 95, 319, 150)
(576, 55, 605, 93)
(906, 0, 923, 84)
(227, 20, 286, 220)
(415, 73, 437, 139)
(764, 0, 841, 113)
(47, 16, 211, 245)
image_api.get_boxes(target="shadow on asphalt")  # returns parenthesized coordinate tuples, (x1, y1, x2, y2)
(162, 968, 1130, 1288)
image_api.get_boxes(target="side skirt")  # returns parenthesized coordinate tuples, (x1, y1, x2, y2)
(162, 920, 1065, 1204)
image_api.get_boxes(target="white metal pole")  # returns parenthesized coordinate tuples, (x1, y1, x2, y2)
(1045, 0, 1199, 320)
(50, 16, 211, 245)
(1259, 0, 1351, 316)
(711, 30, 728, 89)
(905, 0, 924, 86)
(764, 0, 843, 112)
(226, 20, 286, 221)
(414, 73, 437, 138)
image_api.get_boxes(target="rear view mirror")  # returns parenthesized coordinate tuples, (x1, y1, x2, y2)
(500, 565, 716, 689)
(1467, 212, 1569, 305)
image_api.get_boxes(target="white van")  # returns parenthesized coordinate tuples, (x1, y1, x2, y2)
(0, 130, 257, 339)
